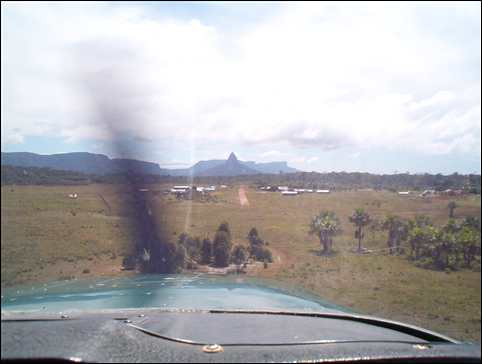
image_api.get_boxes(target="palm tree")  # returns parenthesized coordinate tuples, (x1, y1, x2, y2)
(462, 216, 480, 231)
(382, 215, 408, 254)
(407, 226, 425, 260)
(448, 201, 458, 218)
(309, 211, 341, 254)
(349, 208, 371, 252)
(458, 226, 480, 267)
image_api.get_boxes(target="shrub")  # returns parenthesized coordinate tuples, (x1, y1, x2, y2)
(218, 222, 231, 238)
(122, 255, 137, 270)
(179, 235, 201, 262)
(250, 244, 273, 263)
(201, 238, 213, 264)
(213, 230, 231, 267)
(231, 245, 247, 266)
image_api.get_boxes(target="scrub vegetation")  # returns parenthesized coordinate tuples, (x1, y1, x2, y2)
(1, 183, 480, 342)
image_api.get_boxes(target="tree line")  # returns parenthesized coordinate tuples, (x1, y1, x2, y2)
(1, 165, 92, 185)
(309, 203, 481, 271)
(2, 165, 480, 193)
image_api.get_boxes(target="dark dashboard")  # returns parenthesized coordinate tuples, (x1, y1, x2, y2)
(1, 309, 480, 363)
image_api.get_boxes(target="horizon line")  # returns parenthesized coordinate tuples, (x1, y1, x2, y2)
(1, 150, 480, 176)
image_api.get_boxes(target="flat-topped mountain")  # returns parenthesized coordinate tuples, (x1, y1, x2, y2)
(1, 152, 162, 175)
(1, 152, 298, 176)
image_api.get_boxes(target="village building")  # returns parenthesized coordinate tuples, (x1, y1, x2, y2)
(281, 190, 298, 196)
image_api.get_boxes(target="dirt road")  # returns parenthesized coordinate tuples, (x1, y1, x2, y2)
(238, 185, 250, 207)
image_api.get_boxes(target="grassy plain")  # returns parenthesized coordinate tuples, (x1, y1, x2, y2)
(1, 184, 480, 341)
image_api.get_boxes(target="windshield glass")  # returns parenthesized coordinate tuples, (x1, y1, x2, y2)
(1, 1, 481, 344)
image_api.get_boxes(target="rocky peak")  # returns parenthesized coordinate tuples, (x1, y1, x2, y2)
(227, 152, 238, 162)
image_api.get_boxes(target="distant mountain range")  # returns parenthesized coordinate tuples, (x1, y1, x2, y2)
(1, 152, 298, 176)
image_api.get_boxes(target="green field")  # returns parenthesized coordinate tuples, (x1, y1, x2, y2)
(1, 184, 480, 341)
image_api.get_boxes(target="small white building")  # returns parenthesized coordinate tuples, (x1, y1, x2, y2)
(278, 186, 289, 191)
(171, 185, 191, 194)
(173, 185, 191, 190)
(398, 191, 410, 195)
(305, 189, 314, 193)
(316, 189, 330, 193)
(282, 190, 298, 196)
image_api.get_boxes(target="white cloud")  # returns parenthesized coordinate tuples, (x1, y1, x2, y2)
(1, 2, 480, 163)
(260, 150, 282, 158)
(4, 132, 24, 145)
(307, 157, 319, 164)
(288, 156, 319, 166)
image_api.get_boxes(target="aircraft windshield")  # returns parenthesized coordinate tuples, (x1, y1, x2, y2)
(1, 1, 481, 345)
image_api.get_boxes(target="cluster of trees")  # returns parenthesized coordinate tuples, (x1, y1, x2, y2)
(131, 222, 274, 273)
(123, 239, 187, 274)
(247, 228, 273, 263)
(309, 205, 481, 270)
(197, 224, 273, 268)
(400, 216, 480, 270)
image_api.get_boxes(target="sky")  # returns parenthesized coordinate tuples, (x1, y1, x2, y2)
(1, 1, 481, 174)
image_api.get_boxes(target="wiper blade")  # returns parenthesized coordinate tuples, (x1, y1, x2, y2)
(207, 309, 460, 344)
(126, 321, 430, 347)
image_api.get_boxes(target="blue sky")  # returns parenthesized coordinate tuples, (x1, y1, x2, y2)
(1, 2, 481, 174)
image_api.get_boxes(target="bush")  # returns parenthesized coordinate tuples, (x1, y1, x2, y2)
(174, 245, 186, 272)
(250, 244, 273, 263)
(156, 241, 186, 273)
(218, 222, 231, 238)
(179, 235, 201, 262)
(231, 245, 247, 266)
(246, 226, 273, 262)
(201, 238, 213, 265)
(122, 255, 137, 270)
(213, 231, 231, 267)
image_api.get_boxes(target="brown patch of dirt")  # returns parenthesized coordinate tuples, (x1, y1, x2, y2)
(239, 186, 250, 207)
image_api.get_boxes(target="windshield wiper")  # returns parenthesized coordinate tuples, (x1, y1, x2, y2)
(207, 309, 459, 343)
